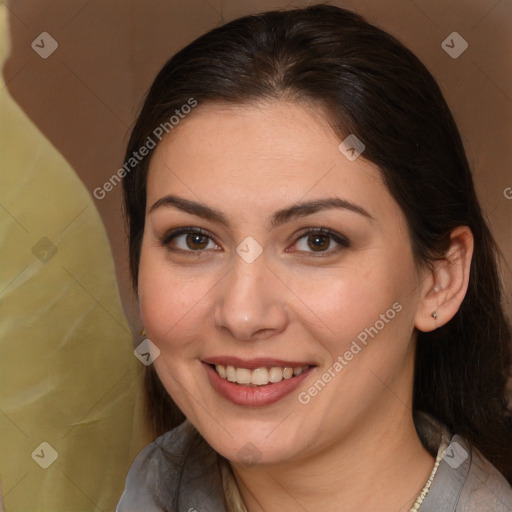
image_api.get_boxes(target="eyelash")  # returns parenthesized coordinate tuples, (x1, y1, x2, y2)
(159, 227, 350, 256)
(289, 227, 350, 254)
(160, 227, 216, 253)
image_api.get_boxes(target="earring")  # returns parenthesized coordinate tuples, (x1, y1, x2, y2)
(140, 328, 147, 336)
(431, 312, 438, 320)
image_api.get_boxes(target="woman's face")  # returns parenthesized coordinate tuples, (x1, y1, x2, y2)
(139, 100, 427, 465)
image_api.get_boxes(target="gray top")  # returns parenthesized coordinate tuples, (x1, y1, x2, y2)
(117, 416, 512, 511)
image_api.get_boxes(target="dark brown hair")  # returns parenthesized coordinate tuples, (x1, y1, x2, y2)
(123, 4, 512, 481)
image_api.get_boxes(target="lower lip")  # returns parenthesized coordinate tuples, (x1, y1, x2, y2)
(203, 363, 315, 407)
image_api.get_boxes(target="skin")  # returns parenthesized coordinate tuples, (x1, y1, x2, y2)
(138, 100, 473, 512)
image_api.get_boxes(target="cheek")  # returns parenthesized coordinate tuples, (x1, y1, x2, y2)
(137, 250, 213, 352)
(294, 259, 417, 376)
(282, 260, 403, 347)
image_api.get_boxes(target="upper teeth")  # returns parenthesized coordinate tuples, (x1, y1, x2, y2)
(215, 365, 309, 386)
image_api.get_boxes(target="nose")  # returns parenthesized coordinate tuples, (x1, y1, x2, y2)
(212, 255, 289, 341)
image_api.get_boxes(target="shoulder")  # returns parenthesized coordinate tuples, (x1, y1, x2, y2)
(457, 441, 512, 511)
(421, 433, 512, 512)
(116, 421, 226, 512)
(414, 414, 512, 512)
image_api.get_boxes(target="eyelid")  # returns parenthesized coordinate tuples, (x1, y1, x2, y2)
(289, 227, 350, 253)
(160, 227, 220, 249)
(159, 226, 349, 255)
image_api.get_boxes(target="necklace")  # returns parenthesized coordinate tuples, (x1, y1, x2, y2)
(220, 437, 449, 512)
(408, 437, 448, 511)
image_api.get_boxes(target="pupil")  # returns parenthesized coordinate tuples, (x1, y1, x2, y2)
(186, 233, 208, 250)
(308, 234, 329, 251)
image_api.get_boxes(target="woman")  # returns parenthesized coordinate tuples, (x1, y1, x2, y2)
(117, 5, 512, 511)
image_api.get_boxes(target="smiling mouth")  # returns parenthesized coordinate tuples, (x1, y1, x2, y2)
(211, 364, 313, 386)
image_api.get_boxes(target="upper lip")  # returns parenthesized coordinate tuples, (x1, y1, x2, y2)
(203, 356, 316, 369)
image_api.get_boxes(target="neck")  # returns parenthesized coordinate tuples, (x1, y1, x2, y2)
(230, 367, 434, 512)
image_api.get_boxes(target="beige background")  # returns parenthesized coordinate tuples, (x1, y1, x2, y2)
(1, 0, 511, 510)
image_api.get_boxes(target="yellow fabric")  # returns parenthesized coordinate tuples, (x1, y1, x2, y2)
(0, 9, 150, 511)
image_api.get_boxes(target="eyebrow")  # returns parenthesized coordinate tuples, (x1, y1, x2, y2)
(149, 195, 230, 225)
(149, 194, 374, 227)
(271, 197, 374, 226)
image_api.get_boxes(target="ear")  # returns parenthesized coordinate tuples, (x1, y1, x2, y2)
(414, 226, 474, 332)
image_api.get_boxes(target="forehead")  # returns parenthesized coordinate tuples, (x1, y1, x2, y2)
(146, 101, 391, 220)
(151, 100, 339, 169)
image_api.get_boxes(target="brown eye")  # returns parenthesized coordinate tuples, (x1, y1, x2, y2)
(186, 233, 209, 250)
(161, 228, 220, 253)
(292, 228, 350, 254)
(307, 234, 331, 251)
